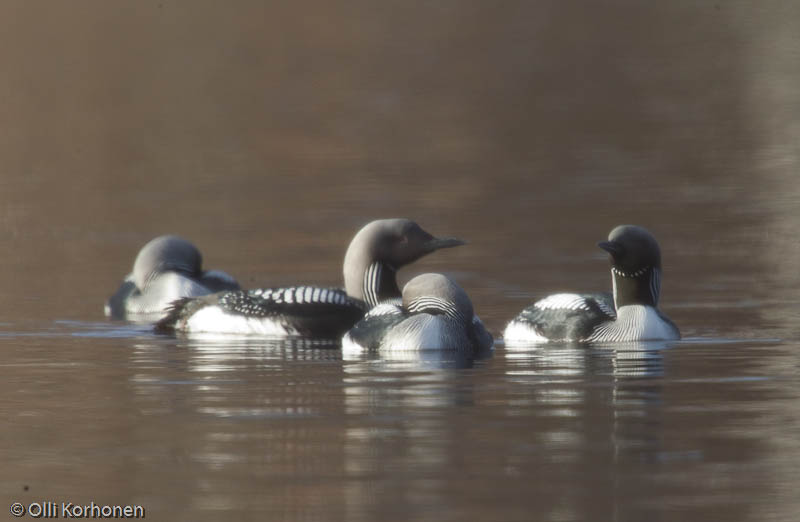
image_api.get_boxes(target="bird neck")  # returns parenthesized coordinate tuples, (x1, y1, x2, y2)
(344, 257, 399, 307)
(611, 266, 660, 309)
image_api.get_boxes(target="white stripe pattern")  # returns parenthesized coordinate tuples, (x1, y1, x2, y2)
(585, 304, 678, 342)
(406, 296, 466, 323)
(534, 293, 591, 311)
(363, 262, 382, 307)
(363, 303, 404, 318)
(242, 286, 354, 307)
(650, 267, 661, 305)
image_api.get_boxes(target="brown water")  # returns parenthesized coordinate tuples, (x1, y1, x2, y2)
(1, 2, 799, 521)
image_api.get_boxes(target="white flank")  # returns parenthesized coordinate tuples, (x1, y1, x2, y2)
(341, 332, 451, 363)
(381, 316, 449, 351)
(340, 331, 364, 354)
(344, 312, 490, 354)
(622, 305, 679, 341)
(182, 306, 298, 336)
(534, 293, 590, 311)
(502, 320, 550, 345)
(587, 305, 679, 342)
(128, 273, 209, 315)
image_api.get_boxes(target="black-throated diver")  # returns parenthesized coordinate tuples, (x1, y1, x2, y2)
(503, 225, 680, 343)
(156, 219, 464, 338)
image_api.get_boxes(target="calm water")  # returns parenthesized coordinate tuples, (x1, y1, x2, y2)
(1, 2, 800, 521)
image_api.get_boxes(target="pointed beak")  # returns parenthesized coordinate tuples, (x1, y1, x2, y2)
(597, 240, 622, 257)
(424, 237, 466, 252)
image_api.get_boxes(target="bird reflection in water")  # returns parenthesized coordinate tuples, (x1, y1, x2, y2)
(341, 342, 491, 518)
(502, 340, 677, 519)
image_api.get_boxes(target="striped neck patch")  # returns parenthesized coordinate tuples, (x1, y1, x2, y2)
(363, 261, 388, 307)
(406, 296, 465, 323)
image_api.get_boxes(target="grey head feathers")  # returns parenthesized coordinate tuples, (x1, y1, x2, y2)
(343, 219, 464, 306)
(107, 235, 239, 319)
(598, 225, 664, 308)
(132, 235, 203, 289)
(402, 273, 474, 324)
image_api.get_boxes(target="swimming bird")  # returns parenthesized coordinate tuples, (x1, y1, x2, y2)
(105, 235, 240, 320)
(503, 225, 680, 343)
(342, 273, 493, 352)
(155, 219, 464, 338)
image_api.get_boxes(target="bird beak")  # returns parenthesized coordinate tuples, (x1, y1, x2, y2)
(424, 237, 466, 252)
(597, 240, 622, 257)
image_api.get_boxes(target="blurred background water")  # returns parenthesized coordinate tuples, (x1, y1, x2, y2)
(0, 1, 798, 521)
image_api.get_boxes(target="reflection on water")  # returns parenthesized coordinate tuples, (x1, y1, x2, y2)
(0, 321, 797, 521)
(342, 343, 492, 369)
(503, 341, 670, 380)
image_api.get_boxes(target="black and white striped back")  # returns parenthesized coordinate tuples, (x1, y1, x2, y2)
(503, 292, 617, 343)
(157, 285, 368, 338)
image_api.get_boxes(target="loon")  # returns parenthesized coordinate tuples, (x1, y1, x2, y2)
(503, 225, 680, 344)
(105, 235, 240, 320)
(155, 219, 464, 338)
(342, 273, 493, 352)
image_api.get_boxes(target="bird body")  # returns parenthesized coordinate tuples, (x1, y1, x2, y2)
(342, 273, 493, 353)
(156, 219, 464, 338)
(504, 225, 679, 344)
